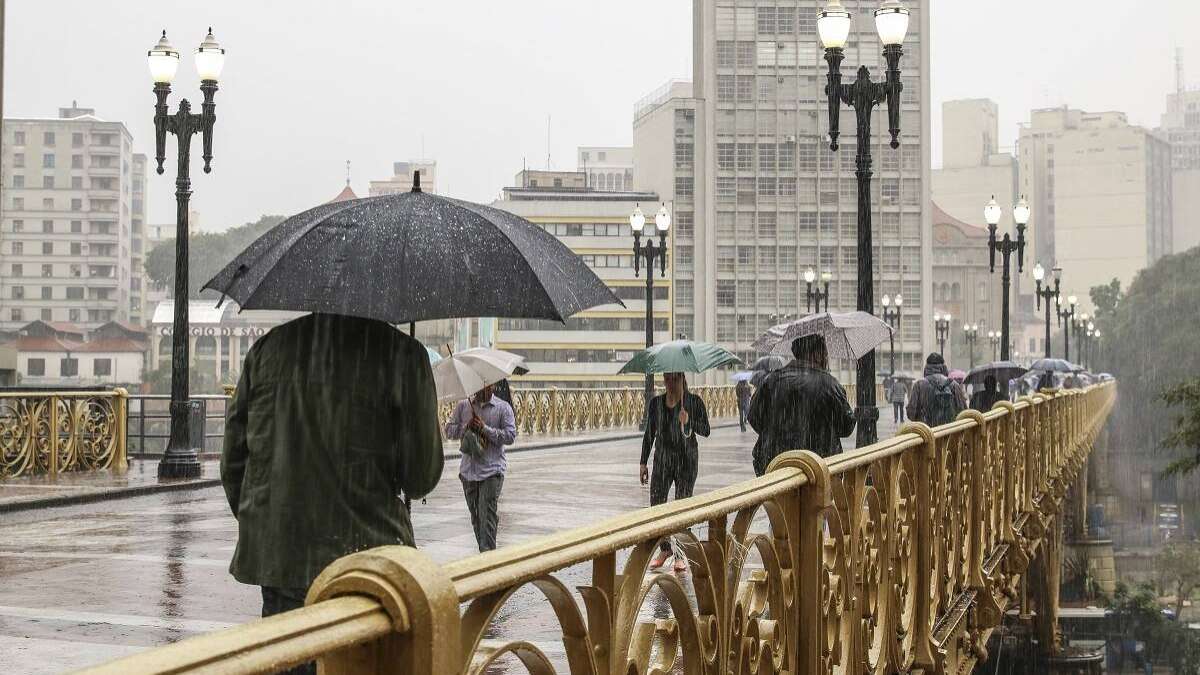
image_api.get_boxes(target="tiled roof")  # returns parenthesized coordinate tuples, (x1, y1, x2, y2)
(329, 185, 359, 203)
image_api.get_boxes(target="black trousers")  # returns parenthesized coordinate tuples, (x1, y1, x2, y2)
(649, 446, 698, 553)
(893, 401, 905, 424)
(262, 586, 316, 675)
(461, 474, 504, 552)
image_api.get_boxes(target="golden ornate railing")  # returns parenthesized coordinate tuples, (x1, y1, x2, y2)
(0, 389, 129, 479)
(84, 382, 1115, 675)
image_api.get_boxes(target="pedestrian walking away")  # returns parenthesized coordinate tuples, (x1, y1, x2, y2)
(221, 314, 444, 675)
(907, 352, 967, 427)
(970, 374, 1004, 412)
(639, 372, 711, 572)
(747, 334, 855, 476)
(446, 383, 517, 552)
(888, 377, 908, 424)
(736, 379, 752, 432)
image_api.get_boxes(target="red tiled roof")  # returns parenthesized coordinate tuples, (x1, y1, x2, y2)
(932, 202, 989, 239)
(74, 338, 146, 353)
(46, 322, 86, 335)
(328, 185, 359, 203)
(16, 336, 83, 352)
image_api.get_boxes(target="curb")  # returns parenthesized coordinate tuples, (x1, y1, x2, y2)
(1, 422, 741, 513)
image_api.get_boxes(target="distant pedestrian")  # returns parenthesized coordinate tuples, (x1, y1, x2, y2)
(221, 314, 444, 675)
(639, 372, 710, 572)
(445, 383, 517, 552)
(906, 352, 966, 427)
(748, 334, 855, 476)
(736, 379, 752, 432)
(887, 377, 908, 424)
(1036, 371, 1056, 391)
(970, 374, 1003, 412)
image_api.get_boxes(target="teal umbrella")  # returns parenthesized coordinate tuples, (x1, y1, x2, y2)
(618, 340, 742, 374)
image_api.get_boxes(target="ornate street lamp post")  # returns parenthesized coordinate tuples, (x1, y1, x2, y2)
(630, 203, 670, 426)
(963, 323, 979, 368)
(1071, 312, 1091, 367)
(880, 293, 902, 375)
(818, 0, 908, 447)
(988, 330, 1000, 361)
(1056, 294, 1078, 362)
(984, 196, 1028, 363)
(804, 268, 833, 313)
(1032, 262, 1062, 358)
(933, 312, 951, 356)
(148, 29, 225, 479)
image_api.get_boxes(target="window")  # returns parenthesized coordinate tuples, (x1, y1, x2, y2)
(27, 358, 44, 376)
(881, 178, 900, 204)
(716, 245, 736, 273)
(41, 308, 52, 321)
(70, 242, 82, 256)
(42, 264, 53, 278)
(758, 143, 776, 172)
(72, 154, 83, 169)
(902, 178, 921, 205)
(738, 280, 756, 305)
(43, 132, 56, 145)
(674, 211, 693, 237)
(717, 142, 735, 170)
(9, 220, 23, 233)
(66, 287, 84, 299)
(14, 131, 25, 145)
(736, 76, 755, 103)
(799, 211, 817, 237)
(71, 176, 83, 189)
(758, 75, 775, 104)
(758, 212, 777, 237)
(779, 177, 796, 196)
(737, 245, 755, 266)
(757, 177, 777, 196)
(69, 309, 80, 322)
(94, 358, 112, 377)
(42, 176, 55, 189)
(42, 242, 53, 255)
(42, 198, 53, 209)
(71, 198, 82, 211)
(717, 75, 735, 103)
(737, 143, 755, 170)
(11, 286, 23, 299)
(717, 280, 737, 307)
(756, 6, 776, 34)
(60, 357, 78, 377)
(716, 177, 736, 199)
(676, 245, 693, 271)
(11, 264, 22, 277)
(675, 280, 693, 305)
(41, 286, 52, 300)
(11, 242, 23, 255)
(758, 246, 777, 269)
(717, 315, 735, 341)
(901, 144, 919, 171)
(737, 177, 757, 205)
(674, 176, 693, 198)
(12, 197, 23, 210)
(780, 282, 797, 308)
(12, 175, 24, 188)
(717, 41, 735, 68)
(736, 42, 755, 68)
(42, 220, 53, 234)
(778, 143, 795, 171)
(674, 142, 693, 169)
(70, 220, 83, 234)
(797, 141, 817, 170)
(72, 132, 84, 147)
(43, 154, 55, 168)
(69, 264, 81, 278)
(779, 247, 796, 270)
(758, 280, 777, 305)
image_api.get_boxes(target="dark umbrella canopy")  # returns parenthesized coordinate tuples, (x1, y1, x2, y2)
(750, 355, 788, 388)
(1029, 358, 1076, 373)
(203, 186, 621, 324)
(965, 360, 1028, 387)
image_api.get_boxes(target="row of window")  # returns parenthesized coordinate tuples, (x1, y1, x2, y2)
(9, 308, 115, 323)
(609, 285, 669, 301)
(933, 281, 991, 302)
(8, 241, 121, 257)
(506, 349, 641, 364)
(498, 317, 670, 332)
(694, 312, 926, 343)
(8, 263, 118, 278)
(578, 254, 637, 269)
(9, 152, 121, 170)
(715, 141, 919, 173)
(9, 196, 125, 213)
(10, 130, 119, 147)
(716, 74, 920, 106)
(538, 223, 626, 237)
(697, 176, 921, 205)
(10, 286, 113, 301)
(11, 174, 120, 190)
(706, 210, 922, 239)
(25, 357, 114, 377)
(9, 219, 118, 234)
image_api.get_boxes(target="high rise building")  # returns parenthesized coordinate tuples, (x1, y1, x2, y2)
(130, 153, 148, 325)
(369, 160, 437, 196)
(0, 104, 144, 331)
(1018, 107, 1173, 310)
(634, 1, 932, 381)
(491, 170, 667, 387)
(933, 99, 1018, 233)
(1159, 78, 1200, 252)
(578, 146, 634, 191)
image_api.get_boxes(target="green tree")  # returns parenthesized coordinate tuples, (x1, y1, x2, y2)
(144, 214, 285, 299)
(1158, 541, 1200, 619)
(143, 360, 223, 395)
(1162, 379, 1200, 476)
(1088, 277, 1124, 323)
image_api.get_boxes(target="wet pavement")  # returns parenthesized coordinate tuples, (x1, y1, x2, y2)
(0, 411, 898, 673)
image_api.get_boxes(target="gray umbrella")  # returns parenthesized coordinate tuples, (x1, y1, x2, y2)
(203, 175, 620, 324)
(1029, 358, 1076, 373)
(965, 360, 1028, 387)
(750, 354, 788, 388)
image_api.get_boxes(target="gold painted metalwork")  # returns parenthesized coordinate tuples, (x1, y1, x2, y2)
(0, 389, 128, 479)
(84, 383, 1115, 675)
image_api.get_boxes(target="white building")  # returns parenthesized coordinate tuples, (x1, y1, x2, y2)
(1159, 85, 1200, 252)
(149, 300, 303, 385)
(369, 160, 437, 196)
(491, 170, 668, 387)
(633, 2, 933, 380)
(0, 104, 147, 332)
(11, 320, 147, 387)
(577, 147, 633, 192)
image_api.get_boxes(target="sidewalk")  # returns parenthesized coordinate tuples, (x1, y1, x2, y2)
(0, 423, 732, 513)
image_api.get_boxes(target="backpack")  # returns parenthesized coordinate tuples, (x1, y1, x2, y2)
(925, 375, 958, 427)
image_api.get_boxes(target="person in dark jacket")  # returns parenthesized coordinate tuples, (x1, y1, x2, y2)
(747, 334, 855, 476)
(639, 372, 711, 571)
(221, 313, 444, 673)
(736, 379, 752, 432)
(906, 352, 967, 426)
(887, 377, 908, 423)
(970, 374, 1003, 412)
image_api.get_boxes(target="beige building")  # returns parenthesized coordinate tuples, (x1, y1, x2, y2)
(578, 146, 633, 191)
(1160, 87, 1200, 252)
(930, 203, 1002, 369)
(369, 160, 437, 196)
(1018, 107, 1173, 311)
(130, 153, 148, 325)
(933, 98, 1018, 234)
(491, 170, 668, 387)
(634, 1, 933, 382)
(0, 104, 146, 332)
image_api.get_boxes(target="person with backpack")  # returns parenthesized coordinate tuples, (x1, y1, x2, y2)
(906, 352, 966, 427)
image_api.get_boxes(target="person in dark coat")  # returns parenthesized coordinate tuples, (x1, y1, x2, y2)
(639, 372, 711, 572)
(970, 374, 1003, 412)
(736, 379, 752, 432)
(906, 352, 967, 426)
(747, 334, 856, 476)
(221, 313, 444, 675)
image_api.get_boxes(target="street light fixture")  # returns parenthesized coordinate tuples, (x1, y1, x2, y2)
(1033, 262, 1062, 358)
(934, 312, 951, 356)
(988, 330, 1000, 361)
(804, 268, 833, 313)
(148, 28, 225, 479)
(1057, 294, 1078, 362)
(985, 195, 1028, 362)
(963, 323, 979, 368)
(631, 203, 670, 426)
(818, 0, 908, 447)
(880, 293, 902, 375)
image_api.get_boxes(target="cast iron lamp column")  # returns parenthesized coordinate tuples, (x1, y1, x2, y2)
(630, 204, 670, 428)
(148, 29, 225, 479)
(880, 293, 901, 375)
(1057, 294, 1077, 362)
(988, 330, 1000, 361)
(818, 0, 908, 447)
(933, 312, 950, 356)
(804, 268, 833, 312)
(984, 195, 1028, 363)
(1071, 312, 1090, 366)
(963, 323, 979, 368)
(1033, 262, 1062, 358)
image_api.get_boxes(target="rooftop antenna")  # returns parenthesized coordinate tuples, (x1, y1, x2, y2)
(345, 159, 351, 187)
(421, 134, 426, 160)
(1177, 47, 1186, 95)
(546, 114, 551, 170)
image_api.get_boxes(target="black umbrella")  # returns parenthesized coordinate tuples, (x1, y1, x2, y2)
(203, 176, 621, 324)
(750, 354, 788, 387)
(1029, 358, 1075, 373)
(964, 360, 1028, 387)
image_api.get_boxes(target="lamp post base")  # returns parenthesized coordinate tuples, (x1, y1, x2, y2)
(157, 400, 204, 479)
(855, 404, 879, 448)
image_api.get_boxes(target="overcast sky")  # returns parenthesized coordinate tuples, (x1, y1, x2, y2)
(4, 1, 1198, 231)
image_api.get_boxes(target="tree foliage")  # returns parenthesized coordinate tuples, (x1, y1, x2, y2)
(1108, 581, 1200, 674)
(144, 215, 285, 300)
(1088, 277, 1124, 324)
(1157, 541, 1200, 619)
(1162, 379, 1200, 476)
(1089, 247, 1200, 452)
(142, 360, 223, 395)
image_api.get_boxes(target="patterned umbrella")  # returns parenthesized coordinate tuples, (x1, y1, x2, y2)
(751, 311, 892, 361)
(618, 340, 742, 374)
